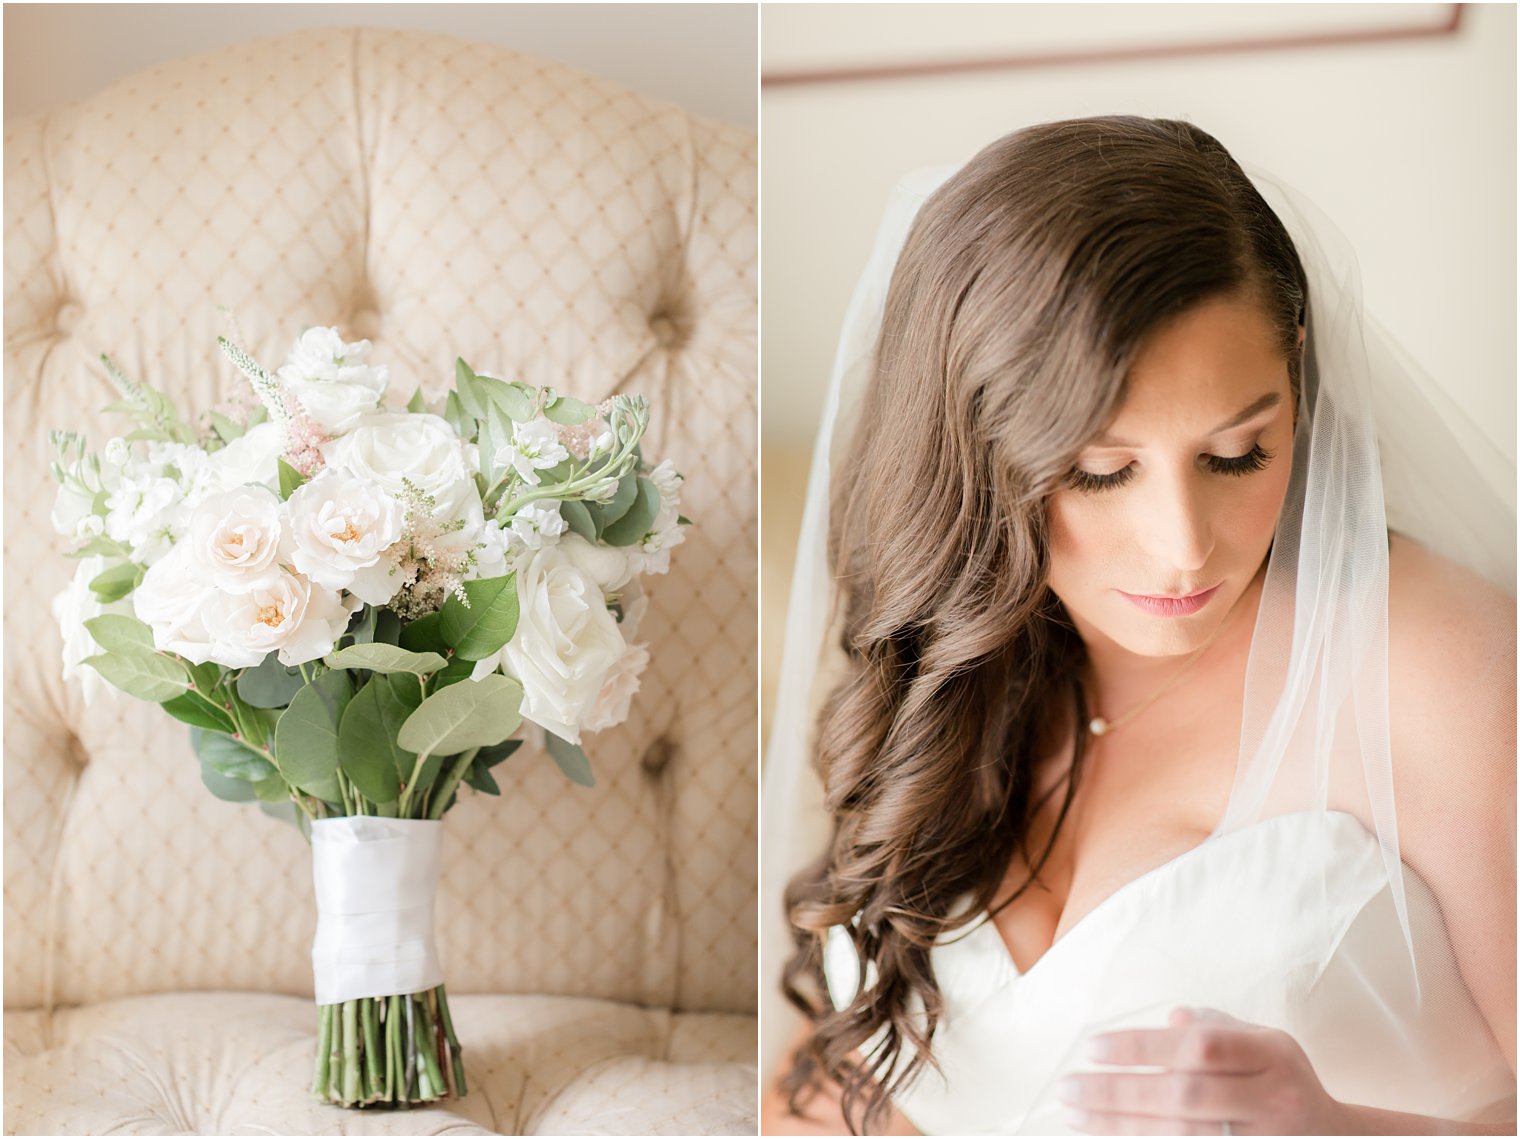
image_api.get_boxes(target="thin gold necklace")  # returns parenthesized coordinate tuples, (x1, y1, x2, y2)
(1085, 594, 1240, 737)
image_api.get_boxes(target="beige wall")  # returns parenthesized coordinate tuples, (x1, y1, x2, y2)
(3, 3, 756, 127)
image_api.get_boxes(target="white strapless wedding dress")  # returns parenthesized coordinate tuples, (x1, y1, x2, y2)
(824, 810, 1515, 1135)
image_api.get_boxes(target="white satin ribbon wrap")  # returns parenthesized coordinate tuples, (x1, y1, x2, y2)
(310, 817, 444, 1006)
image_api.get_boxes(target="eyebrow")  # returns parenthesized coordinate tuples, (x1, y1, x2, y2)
(1091, 391, 1282, 448)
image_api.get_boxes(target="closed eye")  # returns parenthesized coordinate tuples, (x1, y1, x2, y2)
(1065, 444, 1275, 495)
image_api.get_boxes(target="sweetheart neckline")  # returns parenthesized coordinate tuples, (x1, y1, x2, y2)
(958, 808, 1372, 982)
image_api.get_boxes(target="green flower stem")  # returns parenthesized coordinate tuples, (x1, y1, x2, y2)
(363, 997, 382, 1101)
(436, 984, 467, 1097)
(425, 749, 479, 820)
(397, 749, 434, 818)
(312, 1003, 333, 1100)
(417, 992, 445, 1099)
(342, 1000, 360, 1106)
(403, 991, 417, 1102)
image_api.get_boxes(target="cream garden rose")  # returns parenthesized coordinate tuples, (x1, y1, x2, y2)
(134, 544, 222, 663)
(186, 486, 285, 594)
(275, 327, 389, 435)
(284, 470, 405, 605)
(204, 569, 354, 668)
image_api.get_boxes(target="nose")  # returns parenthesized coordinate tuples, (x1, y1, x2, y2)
(1137, 468, 1215, 574)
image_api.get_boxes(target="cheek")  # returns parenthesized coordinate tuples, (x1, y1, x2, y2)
(1045, 492, 1111, 594)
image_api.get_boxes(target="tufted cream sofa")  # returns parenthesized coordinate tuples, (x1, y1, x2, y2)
(3, 27, 756, 1136)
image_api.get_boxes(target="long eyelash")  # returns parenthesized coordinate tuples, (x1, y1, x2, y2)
(1065, 444, 1275, 494)
(1204, 444, 1274, 477)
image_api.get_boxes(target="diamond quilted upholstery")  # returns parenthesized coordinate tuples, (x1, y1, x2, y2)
(3, 24, 755, 1135)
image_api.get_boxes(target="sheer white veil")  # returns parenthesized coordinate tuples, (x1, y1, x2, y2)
(760, 142, 1515, 1093)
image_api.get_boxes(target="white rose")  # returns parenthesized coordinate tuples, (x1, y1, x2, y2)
(508, 500, 567, 550)
(186, 486, 284, 594)
(496, 418, 568, 486)
(133, 544, 222, 664)
(469, 543, 625, 744)
(204, 422, 282, 497)
(276, 327, 389, 435)
(283, 470, 405, 605)
(205, 568, 355, 668)
(51, 556, 131, 704)
(322, 411, 483, 548)
(556, 531, 633, 592)
(581, 642, 649, 734)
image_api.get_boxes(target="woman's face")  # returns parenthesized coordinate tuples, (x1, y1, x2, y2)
(1046, 292, 1299, 659)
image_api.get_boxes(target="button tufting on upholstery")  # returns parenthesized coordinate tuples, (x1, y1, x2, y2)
(349, 307, 381, 341)
(647, 312, 686, 350)
(55, 301, 82, 335)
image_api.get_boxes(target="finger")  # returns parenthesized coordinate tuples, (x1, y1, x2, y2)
(1065, 1107, 1243, 1135)
(1087, 1023, 1267, 1072)
(1059, 1070, 1263, 1121)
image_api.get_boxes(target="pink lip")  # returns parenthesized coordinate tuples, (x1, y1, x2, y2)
(1117, 583, 1221, 617)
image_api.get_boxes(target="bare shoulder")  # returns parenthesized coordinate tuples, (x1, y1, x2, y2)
(1385, 532, 1515, 829)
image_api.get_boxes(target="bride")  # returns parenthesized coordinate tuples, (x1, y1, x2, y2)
(761, 117, 1515, 1135)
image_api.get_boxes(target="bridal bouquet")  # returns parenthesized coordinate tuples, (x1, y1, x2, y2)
(47, 326, 688, 1108)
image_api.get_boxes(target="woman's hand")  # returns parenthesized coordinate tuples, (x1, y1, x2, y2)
(1055, 1007, 1351, 1135)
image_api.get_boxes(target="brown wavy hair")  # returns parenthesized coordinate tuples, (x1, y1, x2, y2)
(780, 116, 1309, 1133)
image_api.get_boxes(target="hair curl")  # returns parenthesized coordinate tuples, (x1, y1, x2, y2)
(780, 115, 1308, 1134)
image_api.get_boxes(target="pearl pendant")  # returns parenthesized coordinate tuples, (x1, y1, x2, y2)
(1089, 717, 1109, 736)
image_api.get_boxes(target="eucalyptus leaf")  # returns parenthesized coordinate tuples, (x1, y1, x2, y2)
(463, 761, 501, 796)
(397, 673, 523, 757)
(259, 799, 312, 839)
(344, 604, 378, 647)
(545, 732, 595, 788)
(200, 760, 258, 802)
(337, 676, 417, 804)
(453, 358, 485, 421)
(398, 612, 447, 654)
(192, 727, 278, 783)
(543, 395, 595, 426)
(480, 376, 535, 423)
(273, 669, 351, 802)
(208, 410, 244, 444)
(373, 609, 403, 647)
(558, 498, 596, 542)
(324, 643, 448, 676)
(442, 390, 472, 438)
(237, 653, 307, 709)
(84, 650, 189, 701)
(83, 613, 153, 654)
(160, 689, 236, 734)
(88, 562, 143, 603)
(476, 738, 524, 768)
(431, 654, 477, 691)
(600, 479, 660, 547)
(589, 474, 639, 535)
(252, 773, 292, 803)
(277, 458, 307, 501)
(439, 574, 519, 661)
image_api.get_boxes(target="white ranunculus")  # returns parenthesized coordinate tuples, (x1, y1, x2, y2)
(51, 555, 131, 704)
(205, 569, 355, 668)
(508, 500, 567, 551)
(204, 422, 282, 497)
(284, 470, 405, 605)
(470, 543, 625, 744)
(581, 641, 649, 734)
(556, 531, 633, 592)
(133, 544, 222, 663)
(276, 327, 389, 435)
(322, 411, 483, 547)
(185, 486, 284, 595)
(496, 418, 568, 486)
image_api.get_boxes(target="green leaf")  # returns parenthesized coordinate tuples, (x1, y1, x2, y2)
(476, 738, 524, 768)
(193, 727, 279, 783)
(476, 394, 514, 485)
(273, 669, 352, 802)
(406, 387, 428, 414)
(373, 609, 403, 647)
(67, 535, 131, 559)
(184, 658, 223, 696)
(545, 732, 595, 787)
(677, 515, 692, 526)
(83, 614, 153, 654)
(398, 612, 447, 654)
(337, 676, 419, 804)
(237, 653, 307, 709)
(160, 689, 236, 733)
(208, 410, 245, 444)
(543, 395, 595, 426)
(442, 390, 472, 439)
(397, 673, 523, 757)
(478, 375, 536, 423)
(439, 573, 519, 661)
(200, 760, 258, 802)
(258, 799, 312, 838)
(252, 772, 291, 802)
(453, 358, 485, 422)
(88, 562, 143, 603)
(430, 654, 476, 691)
(588, 474, 639, 535)
(83, 651, 189, 701)
(324, 643, 448, 676)
(599, 479, 661, 547)
(277, 458, 307, 501)
(344, 604, 378, 647)
(558, 498, 596, 542)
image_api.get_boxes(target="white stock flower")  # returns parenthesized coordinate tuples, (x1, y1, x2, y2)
(276, 327, 389, 434)
(469, 542, 625, 744)
(508, 500, 567, 550)
(185, 486, 284, 594)
(581, 642, 649, 734)
(104, 469, 184, 566)
(204, 422, 282, 497)
(205, 569, 355, 668)
(467, 518, 514, 582)
(133, 544, 222, 663)
(631, 459, 687, 576)
(496, 418, 568, 486)
(51, 556, 131, 704)
(284, 470, 405, 604)
(51, 481, 99, 544)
